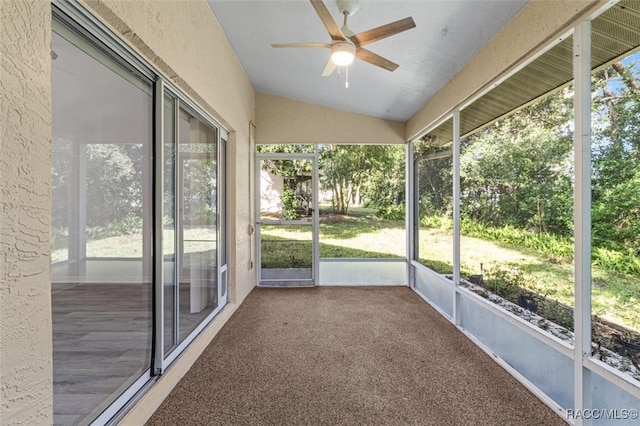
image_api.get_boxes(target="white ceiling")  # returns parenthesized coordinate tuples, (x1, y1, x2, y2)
(208, 0, 529, 122)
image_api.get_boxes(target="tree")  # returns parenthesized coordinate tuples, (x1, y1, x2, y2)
(362, 145, 405, 209)
(592, 59, 640, 251)
(319, 145, 396, 214)
(414, 142, 453, 218)
(458, 89, 574, 236)
(85, 143, 142, 227)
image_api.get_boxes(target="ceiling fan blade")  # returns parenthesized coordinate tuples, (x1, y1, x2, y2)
(356, 48, 399, 72)
(310, 0, 344, 41)
(271, 43, 331, 48)
(322, 59, 337, 77)
(350, 17, 416, 47)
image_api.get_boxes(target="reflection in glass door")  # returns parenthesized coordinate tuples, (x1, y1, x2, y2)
(257, 154, 318, 286)
(177, 107, 219, 342)
(161, 98, 223, 360)
(51, 24, 153, 424)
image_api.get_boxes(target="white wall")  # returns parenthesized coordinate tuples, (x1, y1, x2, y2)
(260, 170, 284, 214)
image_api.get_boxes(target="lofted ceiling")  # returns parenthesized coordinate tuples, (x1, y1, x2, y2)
(207, 0, 529, 122)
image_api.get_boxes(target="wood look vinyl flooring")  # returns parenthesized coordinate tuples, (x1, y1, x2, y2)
(52, 278, 217, 426)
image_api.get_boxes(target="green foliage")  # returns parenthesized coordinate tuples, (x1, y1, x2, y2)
(592, 247, 640, 276)
(417, 58, 640, 277)
(376, 205, 405, 220)
(591, 60, 640, 254)
(280, 185, 298, 220)
(415, 149, 453, 218)
(484, 263, 526, 300)
(257, 144, 315, 154)
(459, 217, 574, 260)
(421, 213, 573, 259)
(361, 145, 406, 209)
(539, 298, 574, 330)
(419, 214, 452, 230)
(459, 111, 574, 236)
(422, 213, 640, 277)
(86, 144, 144, 227)
(84, 216, 144, 241)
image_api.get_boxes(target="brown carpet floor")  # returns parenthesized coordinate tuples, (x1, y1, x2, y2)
(146, 287, 566, 425)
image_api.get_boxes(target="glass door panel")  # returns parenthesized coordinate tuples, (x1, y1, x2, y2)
(51, 26, 153, 424)
(163, 94, 177, 354)
(178, 108, 218, 342)
(218, 134, 228, 304)
(258, 157, 316, 286)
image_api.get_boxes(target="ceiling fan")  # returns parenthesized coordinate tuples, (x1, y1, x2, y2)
(271, 0, 416, 77)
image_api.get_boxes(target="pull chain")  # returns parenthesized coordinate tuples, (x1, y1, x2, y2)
(336, 65, 350, 89)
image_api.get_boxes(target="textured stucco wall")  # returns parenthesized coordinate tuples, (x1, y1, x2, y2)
(256, 93, 406, 145)
(81, 0, 257, 304)
(0, 1, 53, 424)
(406, 0, 607, 140)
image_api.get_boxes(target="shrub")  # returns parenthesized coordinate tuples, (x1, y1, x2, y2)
(376, 205, 405, 220)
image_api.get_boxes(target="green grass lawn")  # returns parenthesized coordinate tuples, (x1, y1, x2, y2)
(51, 226, 216, 263)
(419, 226, 640, 331)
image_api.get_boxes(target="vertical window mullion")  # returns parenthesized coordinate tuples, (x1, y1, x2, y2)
(573, 19, 592, 423)
(452, 110, 461, 326)
(154, 79, 165, 373)
(173, 97, 181, 350)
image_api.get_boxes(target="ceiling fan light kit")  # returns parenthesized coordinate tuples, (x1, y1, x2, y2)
(330, 41, 355, 65)
(271, 0, 416, 85)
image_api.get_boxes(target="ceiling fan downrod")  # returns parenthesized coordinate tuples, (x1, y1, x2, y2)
(337, 0, 359, 17)
(337, 0, 359, 36)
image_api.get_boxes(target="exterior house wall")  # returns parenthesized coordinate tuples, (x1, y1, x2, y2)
(0, 1, 54, 424)
(256, 92, 406, 144)
(260, 170, 284, 214)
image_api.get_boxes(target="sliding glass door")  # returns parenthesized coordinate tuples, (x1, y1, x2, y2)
(51, 11, 229, 423)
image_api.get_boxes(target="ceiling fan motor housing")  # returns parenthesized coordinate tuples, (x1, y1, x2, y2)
(337, 0, 359, 16)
